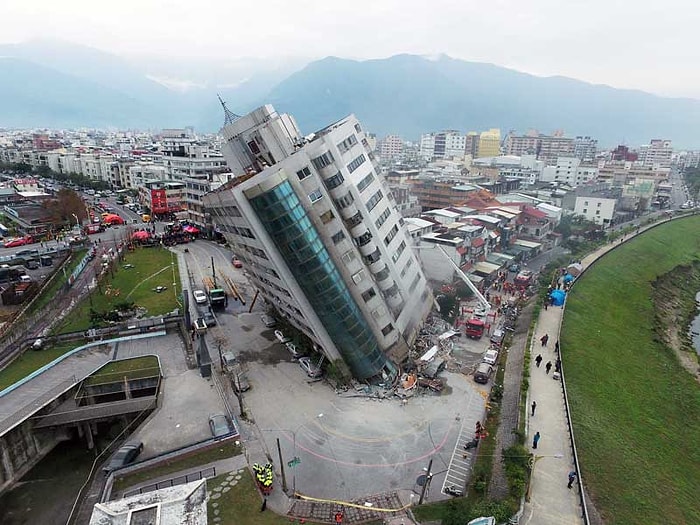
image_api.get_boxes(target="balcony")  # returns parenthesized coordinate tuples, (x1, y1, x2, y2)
(354, 231, 373, 247)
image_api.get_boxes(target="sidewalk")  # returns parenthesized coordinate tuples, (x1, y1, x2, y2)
(521, 219, 667, 524)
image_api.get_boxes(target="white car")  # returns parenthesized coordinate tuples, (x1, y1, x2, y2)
(193, 289, 208, 304)
(275, 330, 290, 344)
(298, 356, 322, 378)
(482, 349, 499, 365)
(285, 342, 304, 359)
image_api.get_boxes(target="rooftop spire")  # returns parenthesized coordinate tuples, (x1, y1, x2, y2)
(217, 94, 241, 126)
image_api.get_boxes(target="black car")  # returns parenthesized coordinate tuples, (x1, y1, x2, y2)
(104, 441, 143, 472)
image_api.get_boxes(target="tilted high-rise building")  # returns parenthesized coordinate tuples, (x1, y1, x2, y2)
(203, 105, 433, 381)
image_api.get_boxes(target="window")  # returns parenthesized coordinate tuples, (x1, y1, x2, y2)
(597, 202, 601, 207)
(345, 210, 363, 227)
(375, 266, 390, 281)
(296, 167, 312, 181)
(347, 154, 366, 173)
(381, 323, 394, 336)
(384, 224, 399, 246)
(361, 288, 376, 302)
(366, 190, 384, 212)
(319, 210, 335, 224)
(311, 152, 334, 170)
(354, 123, 362, 133)
(375, 207, 391, 229)
(583, 209, 588, 214)
(331, 230, 346, 244)
(247, 140, 260, 155)
(334, 191, 354, 209)
(323, 171, 344, 190)
(341, 250, 356, 264)
(364, 248, 381, 265)
(351, 270, 366, 284)
(392, 241, 406, 263)
(596, 210, 600, 215)
(357, 172, 375, 193)
(337, 134, 358, 154)
(308, 189, 323, 203)
(354, 231, 373, 247)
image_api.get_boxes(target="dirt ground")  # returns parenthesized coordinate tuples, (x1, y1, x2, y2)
(651, 262, 700, 382)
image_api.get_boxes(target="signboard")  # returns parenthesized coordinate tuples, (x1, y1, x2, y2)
(151, 188, 168, 214)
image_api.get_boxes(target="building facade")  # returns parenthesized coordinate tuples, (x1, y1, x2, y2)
(478, 129, 501, 158)
(204, 105, 433, 381)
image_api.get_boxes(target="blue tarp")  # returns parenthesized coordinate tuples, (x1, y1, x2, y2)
(550, 289, 566, 306)
(563, 274, 574, 283)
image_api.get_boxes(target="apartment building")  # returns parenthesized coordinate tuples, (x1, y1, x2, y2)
(477, 129, 501, 158)
(638, 139, 672, 168)
(505, 132, 577, 165)
(203, 105, 433, 381)
(379, 135, 404, 161)
(573, 136, 598, 163)
(540, 157, 598, 186)
(420, 131, 466, 160)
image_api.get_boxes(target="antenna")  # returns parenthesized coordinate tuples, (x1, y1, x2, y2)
(217, 94, 241, 126)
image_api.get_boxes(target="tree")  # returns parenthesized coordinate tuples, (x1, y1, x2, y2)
(43, 188, 88, 226)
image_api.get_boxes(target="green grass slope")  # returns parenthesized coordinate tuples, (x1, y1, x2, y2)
(562, 216, 700, 524)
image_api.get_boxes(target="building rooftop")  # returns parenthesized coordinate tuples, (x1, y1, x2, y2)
(89, 479, 207, 525)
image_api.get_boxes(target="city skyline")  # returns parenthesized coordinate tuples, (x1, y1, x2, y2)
(1, 0, 698, 99)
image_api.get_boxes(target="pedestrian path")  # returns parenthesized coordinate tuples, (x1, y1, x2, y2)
(522, 218, 671, 524)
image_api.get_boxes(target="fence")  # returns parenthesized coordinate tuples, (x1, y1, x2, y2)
(122, 466, 216, 498)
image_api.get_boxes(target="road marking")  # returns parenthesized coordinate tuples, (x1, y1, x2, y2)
(441, 418, 475, 494)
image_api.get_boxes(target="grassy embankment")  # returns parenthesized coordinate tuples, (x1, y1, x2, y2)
(56, 247, 181, 333)
(562, 216, 700, 524)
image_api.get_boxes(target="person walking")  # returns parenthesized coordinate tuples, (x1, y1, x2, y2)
(555, 358, 561, 373)
(545, 361, 552, 374)
(567, 471, 577, 489)
(535, 354, 543, 367)
(540, 334, 549, 347)
(532, 431, 541, 449)
(531, 401, 537, 416)
(555, 340, 560, 354)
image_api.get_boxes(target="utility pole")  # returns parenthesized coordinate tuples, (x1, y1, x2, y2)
(418, 457, 433, 505)
(211, 256, 217, 287)
(276, 438, 288, 493)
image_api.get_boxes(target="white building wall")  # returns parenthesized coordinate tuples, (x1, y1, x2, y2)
(573, 196, 616, 225)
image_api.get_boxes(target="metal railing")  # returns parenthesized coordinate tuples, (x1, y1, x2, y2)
(122, 466, 216, 498)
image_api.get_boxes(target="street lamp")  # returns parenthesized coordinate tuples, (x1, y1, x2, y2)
(71, 213, 80, 229)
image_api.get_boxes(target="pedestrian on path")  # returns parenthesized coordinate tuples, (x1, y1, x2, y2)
(540, 334, 549, 347)
(545, 361, 552, 374)
(543, 300, 548, 311)
(260, 498, 267, 512)
(568, 471, 577, 489)
(555, 358, 561, 373)
(535, 354, 543, 367)
(532, 432, 541, 449)
(555, 340, 560, 354)
(531, 401, 537, 416)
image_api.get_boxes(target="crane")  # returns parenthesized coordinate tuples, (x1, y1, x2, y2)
(437, 245, 491, 318)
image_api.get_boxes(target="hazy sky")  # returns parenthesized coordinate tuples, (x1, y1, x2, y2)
(2, 0, 699, 98)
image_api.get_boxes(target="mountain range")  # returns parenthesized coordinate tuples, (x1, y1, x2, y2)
(1, 40, 700, 147)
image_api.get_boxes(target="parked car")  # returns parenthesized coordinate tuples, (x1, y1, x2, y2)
(208, 414, 234, 437)
(4, 237, 31, 248)
(489, 329, 506, 347)
(482, 349, 499, 366)
(474, 363, 494, 384)
(508, 263, 521, 273)
(104, 441, 143, 472)
(193, 289, 207, 304)
(275, 330, 290, 343)
(260, 314, 277, 328)
(232, 258, 243, 268)
(201, 309, 217, 327)
(15, 249, 39, 257)
(285, 342, 304, 359)
(298, 356, 323, 378)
